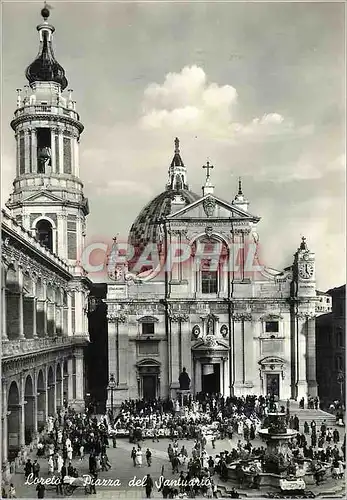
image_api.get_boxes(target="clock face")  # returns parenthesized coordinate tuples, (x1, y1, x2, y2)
(299, 262, 314, 279)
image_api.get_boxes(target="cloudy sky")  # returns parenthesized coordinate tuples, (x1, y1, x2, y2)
(2, 0, 345, 290)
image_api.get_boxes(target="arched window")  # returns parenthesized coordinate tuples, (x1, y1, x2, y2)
(36, 219, 53, 251)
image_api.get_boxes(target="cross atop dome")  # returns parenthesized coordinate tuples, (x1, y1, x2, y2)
(202, 160, 214, 196)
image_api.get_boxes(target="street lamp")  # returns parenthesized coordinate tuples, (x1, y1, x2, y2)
(337, 371, 345, 404)
(108, 373, 117, 423)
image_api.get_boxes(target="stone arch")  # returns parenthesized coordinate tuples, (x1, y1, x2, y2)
(24, 375, 35, 444)
(56, 363, 62, 410)
(47, 366, 55, 417)
(189, 234, 229, 295)
(7, 381, 20, 459)
(37, 369, 46, 432)
(35, 219, 53, 251)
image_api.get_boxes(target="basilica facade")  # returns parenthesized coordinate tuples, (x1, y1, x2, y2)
(1, 7, 90, 468)
(105, 139, 332, 407)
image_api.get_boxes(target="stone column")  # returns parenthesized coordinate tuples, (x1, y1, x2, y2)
(32, 281, 37, 338)
(74, 352, 84, 405)
(170, 319, 180, 390)
(18, 269, 25, 339)
(307, 316, 318, 397)
(67, 358, 74, 402)
(32, 370, 38, 438)
(195, 361, 202, 393)
(31, 129, 37, 173)
(243, 317, 255, 386)
(42, 280, 48, 337)
(2, 379, 8, 463)
(44, 367, 49, 423)
(58, 128, 64, 174)
(232, 318, 244, 394)
(50, 129, 56, 174)
(19, 374, 25, 448)
(1, 267, 8, 341)
(24, 129, 31, 174)
(180, 318, 191, 375)
(296, 314, 308, 400)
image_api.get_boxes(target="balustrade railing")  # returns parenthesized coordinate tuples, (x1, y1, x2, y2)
(2, 336, 88, 357)
(14, 104, 79, 121)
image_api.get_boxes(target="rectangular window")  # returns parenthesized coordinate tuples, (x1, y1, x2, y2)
(67, 218, 77, 260)
(142, 323, 155, 335)
(265, 321, 279, 333)
(63, 137, 72, 174)
(201, 271, 218, 294)
(19, 133, 25, 174)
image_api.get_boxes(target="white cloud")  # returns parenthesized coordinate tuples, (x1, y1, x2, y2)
(139, 66, 295, 141)
(91, 180, 154, 197)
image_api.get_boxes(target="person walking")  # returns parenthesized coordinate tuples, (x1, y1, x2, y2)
(144, 474, 153, 499)
(36, 483, 45, 499)
(32, 460, 40, 479)
(131, 447, 137, 467)
(146, 448, 152, 467)
(24, 459, 32, 479)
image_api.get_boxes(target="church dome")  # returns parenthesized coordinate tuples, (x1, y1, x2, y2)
(128, 188, 199, 249)
(25, 9, 68, 90)
(128, 139, 199, 259)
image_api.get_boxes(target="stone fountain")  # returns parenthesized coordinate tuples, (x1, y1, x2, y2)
(258, 412, 297, 474)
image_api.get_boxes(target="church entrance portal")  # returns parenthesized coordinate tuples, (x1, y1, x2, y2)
(142, 375, 156, 400)
(266, 373, 280, 398)
(202, 364, 220, 395)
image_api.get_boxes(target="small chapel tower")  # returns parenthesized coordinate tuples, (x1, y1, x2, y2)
(6, 6, 89, 275)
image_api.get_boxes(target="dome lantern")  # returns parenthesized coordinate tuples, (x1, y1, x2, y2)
(25, 5, 68, 90)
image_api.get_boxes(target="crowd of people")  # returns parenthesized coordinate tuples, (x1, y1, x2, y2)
(1, 393, 346, 498)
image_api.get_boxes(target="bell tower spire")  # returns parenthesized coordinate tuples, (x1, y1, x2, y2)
(166, 137, 189, 191)
(6, 7, 89, 274)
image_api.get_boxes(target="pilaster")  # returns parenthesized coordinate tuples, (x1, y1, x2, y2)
(18, 269, 25, 339)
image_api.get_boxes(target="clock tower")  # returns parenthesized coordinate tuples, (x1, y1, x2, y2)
(294, 236, 316, 298)
(291, 236, 318, 399)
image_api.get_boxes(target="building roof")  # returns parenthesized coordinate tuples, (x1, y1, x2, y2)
(25, 8, 68, 89)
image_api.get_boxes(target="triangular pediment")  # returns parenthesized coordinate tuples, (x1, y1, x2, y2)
(167, 194, 260, 222)
(22, 191, 64, 204)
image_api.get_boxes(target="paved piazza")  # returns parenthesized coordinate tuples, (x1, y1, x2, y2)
(9, 427, 346, 499)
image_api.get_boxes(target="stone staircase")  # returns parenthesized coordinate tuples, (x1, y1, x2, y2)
(283, 400, 338, 428)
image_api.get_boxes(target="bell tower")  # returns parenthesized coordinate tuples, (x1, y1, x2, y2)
(6, 6, 89, 275)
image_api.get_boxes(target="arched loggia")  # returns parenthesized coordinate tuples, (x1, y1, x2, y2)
(7, 381, 20, 460)
(37, 370, 46, 432)
(24, 375, 35, 444)
(47, 366, 55, 416)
